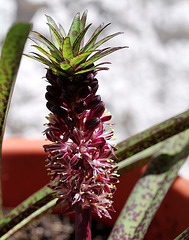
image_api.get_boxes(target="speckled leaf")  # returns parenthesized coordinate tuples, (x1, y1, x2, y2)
(0, 199, 57, 240)
(108, 129, 189, 240)
(0, 186, 56, 238)
(0, 22, 31, 218)
(62, 37, 74, 61)
(116, 110, 189, 166)
(174, 227, 189, 240)
(0, 22, 31, 140)
(68, 12, 80, 46)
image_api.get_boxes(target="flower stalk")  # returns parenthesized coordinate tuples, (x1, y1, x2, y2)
(75, 202, 91, 240)
(26, 10, 126, 239)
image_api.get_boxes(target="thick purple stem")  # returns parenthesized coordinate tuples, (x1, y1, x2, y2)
(75, 202, 91, 240)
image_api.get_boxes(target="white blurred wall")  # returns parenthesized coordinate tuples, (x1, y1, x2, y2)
(0, 0, 189, 178)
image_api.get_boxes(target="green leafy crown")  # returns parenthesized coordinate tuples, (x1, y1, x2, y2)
(26, 10, 127, 76)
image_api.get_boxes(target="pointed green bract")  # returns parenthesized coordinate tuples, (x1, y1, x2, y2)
(68, 12, 80, 46)
(60, 61, 72, 71)
(75, 46, 126, 71)
(32, 45, 58, 63)
(80, 23, 111, 53)
(28, 11, 126, 76)
(58, 23, 66, 38)
(32, 31, 62, 58)
(70, 52, 92, 67)
(73, 24, 92, 55)
(80, 10, 88, 32)
(47, 23, 63, 50)
(62, 37, 74, 61)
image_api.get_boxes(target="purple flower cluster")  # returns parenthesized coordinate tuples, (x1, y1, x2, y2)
(44, 68, 119, 218)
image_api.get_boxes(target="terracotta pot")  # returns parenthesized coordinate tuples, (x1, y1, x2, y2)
(1, 138, 189, 239)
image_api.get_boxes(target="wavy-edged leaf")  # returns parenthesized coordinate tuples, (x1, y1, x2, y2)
(80, 23, 111, 53)
(68, 12, 80, 46)
(73, 24, 92, 55)
(174, 227, 189, 240)
(62, 37, 74, 61)
(70, 51, 92, 67)
(109, 129, 189, 240)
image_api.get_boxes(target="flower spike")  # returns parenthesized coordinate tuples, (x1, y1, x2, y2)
(26, 11, 126, 219)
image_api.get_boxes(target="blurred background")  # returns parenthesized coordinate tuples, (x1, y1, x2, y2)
(0, 0, 189, 178)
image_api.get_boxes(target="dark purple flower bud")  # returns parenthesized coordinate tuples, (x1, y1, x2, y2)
(46, 85, 61, 96)
(57, 75, 70, 89)
(65, 117, 74, 128)
(85, 117, 100, 130)
(91, 101, 105, 117)
(78, 86, 91, 99)
(61, 92, 71, 104)
(46, 102, 54, 112)
(45, 92, 62, 106)
(74, 101, 87, 114)
(75, 75, 84, 82)
(90, 80, 99, 94)
(87, 72, 94, 81)
(46, 69, 56, 84)
(52, 106, 68, 119)
(69, 83, 78, 94)
(88, 95, 101, 109)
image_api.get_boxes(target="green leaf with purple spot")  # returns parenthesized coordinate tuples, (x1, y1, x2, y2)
(68, 12, 80, 46)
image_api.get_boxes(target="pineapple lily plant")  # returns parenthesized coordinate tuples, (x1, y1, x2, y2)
(0, 11, 189, 240)
(27, 11, 126, 238)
